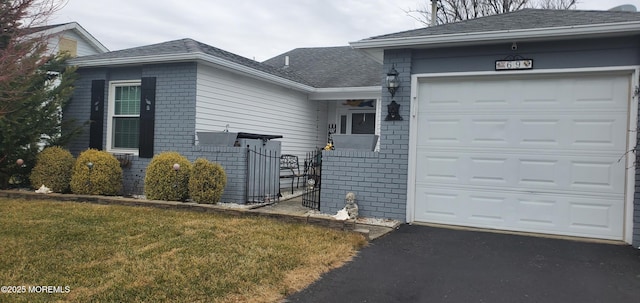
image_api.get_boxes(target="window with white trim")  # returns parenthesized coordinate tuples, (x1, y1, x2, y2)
(339, 110, 376, 135)
(107, 81, 141, 152)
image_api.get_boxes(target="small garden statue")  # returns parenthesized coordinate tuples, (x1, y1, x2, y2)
(345, 192, 359, 219)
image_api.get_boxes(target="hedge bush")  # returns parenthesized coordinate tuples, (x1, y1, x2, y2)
(189, 158, 227, 204)
(70, 149, 122, 195)
(144, 152, 192, 201)
(29, 146, 75, 193)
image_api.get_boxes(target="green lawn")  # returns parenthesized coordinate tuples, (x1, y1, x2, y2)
(0, 198, 367, 302)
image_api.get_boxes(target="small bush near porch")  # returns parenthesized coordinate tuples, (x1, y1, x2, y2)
(0, 198, 366, 302)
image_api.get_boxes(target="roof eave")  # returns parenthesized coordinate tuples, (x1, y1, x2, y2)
(309, 86, 381, 100)
(69, 52, 316, 93)
(350, 21, 640, 61)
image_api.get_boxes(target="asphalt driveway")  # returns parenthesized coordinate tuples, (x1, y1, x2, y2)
(285, 225, 640, 303)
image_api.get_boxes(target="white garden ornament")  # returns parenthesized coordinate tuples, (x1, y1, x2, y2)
(35, 185, 52, 194)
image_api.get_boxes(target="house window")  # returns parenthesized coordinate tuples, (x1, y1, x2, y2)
(107, 81, 141, 152)
(351, 113, 375, 134)
(338, 111, 376, 135)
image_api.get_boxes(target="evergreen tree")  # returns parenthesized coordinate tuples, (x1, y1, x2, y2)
(0, 0, 77, 188)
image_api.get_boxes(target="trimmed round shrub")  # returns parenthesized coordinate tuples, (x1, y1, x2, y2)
(70, 149, 122, 195)
(189, 158, 227, 204)
(144, 152, 192, 201)
(30, 147, 75, 193)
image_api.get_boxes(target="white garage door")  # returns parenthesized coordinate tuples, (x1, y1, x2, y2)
(413, 73, 630, 240)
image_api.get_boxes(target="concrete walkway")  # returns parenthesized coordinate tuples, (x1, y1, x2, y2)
(252, 196, 398, 240)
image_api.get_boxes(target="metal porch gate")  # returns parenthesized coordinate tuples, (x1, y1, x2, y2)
(302, 149, 322, 210)
(246, 147, 280, 204)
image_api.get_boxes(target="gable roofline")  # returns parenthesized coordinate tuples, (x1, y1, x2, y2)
(71, 51, 317, 93)
(70, 52, 381, 97)
(31, 22, 109, 53)
(69, 39, 383, 96)
(351, 13, 640, 62)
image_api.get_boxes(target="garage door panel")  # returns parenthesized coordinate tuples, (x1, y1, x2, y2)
(414, 186, 623, 239)
(571, 118, 620, 148)
(469, 157, 509, 184)
(470, 119, 509, 144)
(421, 118, 463, 143)
(415, 190, 460, 219)
(572, 77, 629, 106)
(519, 119, 561, 145)
(519, 159, 558, 186)
(570, 160, 620, 189)
(413, 73, 629, 240)
(516, 198, 558, 227)
(416, 151, 625, 194)
(468, 195, 507, 222)
(419, 75, 629, 111)
(418, 114, 627, 151)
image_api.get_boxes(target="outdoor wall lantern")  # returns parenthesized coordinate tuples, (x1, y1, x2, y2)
(386, 65, 400, 97)
(385, 65, 403, 121)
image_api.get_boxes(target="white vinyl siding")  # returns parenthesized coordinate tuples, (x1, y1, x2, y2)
(46, 31, 103, 57)
(195, 64, 326, 158)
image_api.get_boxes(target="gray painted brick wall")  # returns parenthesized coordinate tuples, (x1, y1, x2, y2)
(63, 62, 252, 203)
(191, 146, 249, 204)
(63, 68, 106, 153)
(119, 146, 249, 203)
(320, 49, 411, 221)
(412, 37, 640, 74)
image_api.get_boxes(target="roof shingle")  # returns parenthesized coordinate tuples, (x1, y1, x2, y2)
(73, 38, 313, 86)
(364, 9, 640, 41)
(262, 46, 381, 88)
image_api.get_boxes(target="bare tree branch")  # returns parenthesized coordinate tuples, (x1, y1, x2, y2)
(538, 0, 577, 10)
(404, 0, 577, 27)
(0, 0, 67, 116)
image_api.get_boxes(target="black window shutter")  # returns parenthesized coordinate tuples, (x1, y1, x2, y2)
(139, 77, 156, 158)
(89, 80, 105, 150)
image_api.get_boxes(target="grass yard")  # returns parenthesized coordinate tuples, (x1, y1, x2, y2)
(0, 198, 367, 302)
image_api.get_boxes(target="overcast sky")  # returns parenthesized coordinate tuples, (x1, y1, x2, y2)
(49, 0, 640, 61)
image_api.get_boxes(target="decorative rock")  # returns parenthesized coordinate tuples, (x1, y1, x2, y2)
(333, 208, 349, 220)
(35, 185, 52, 194)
